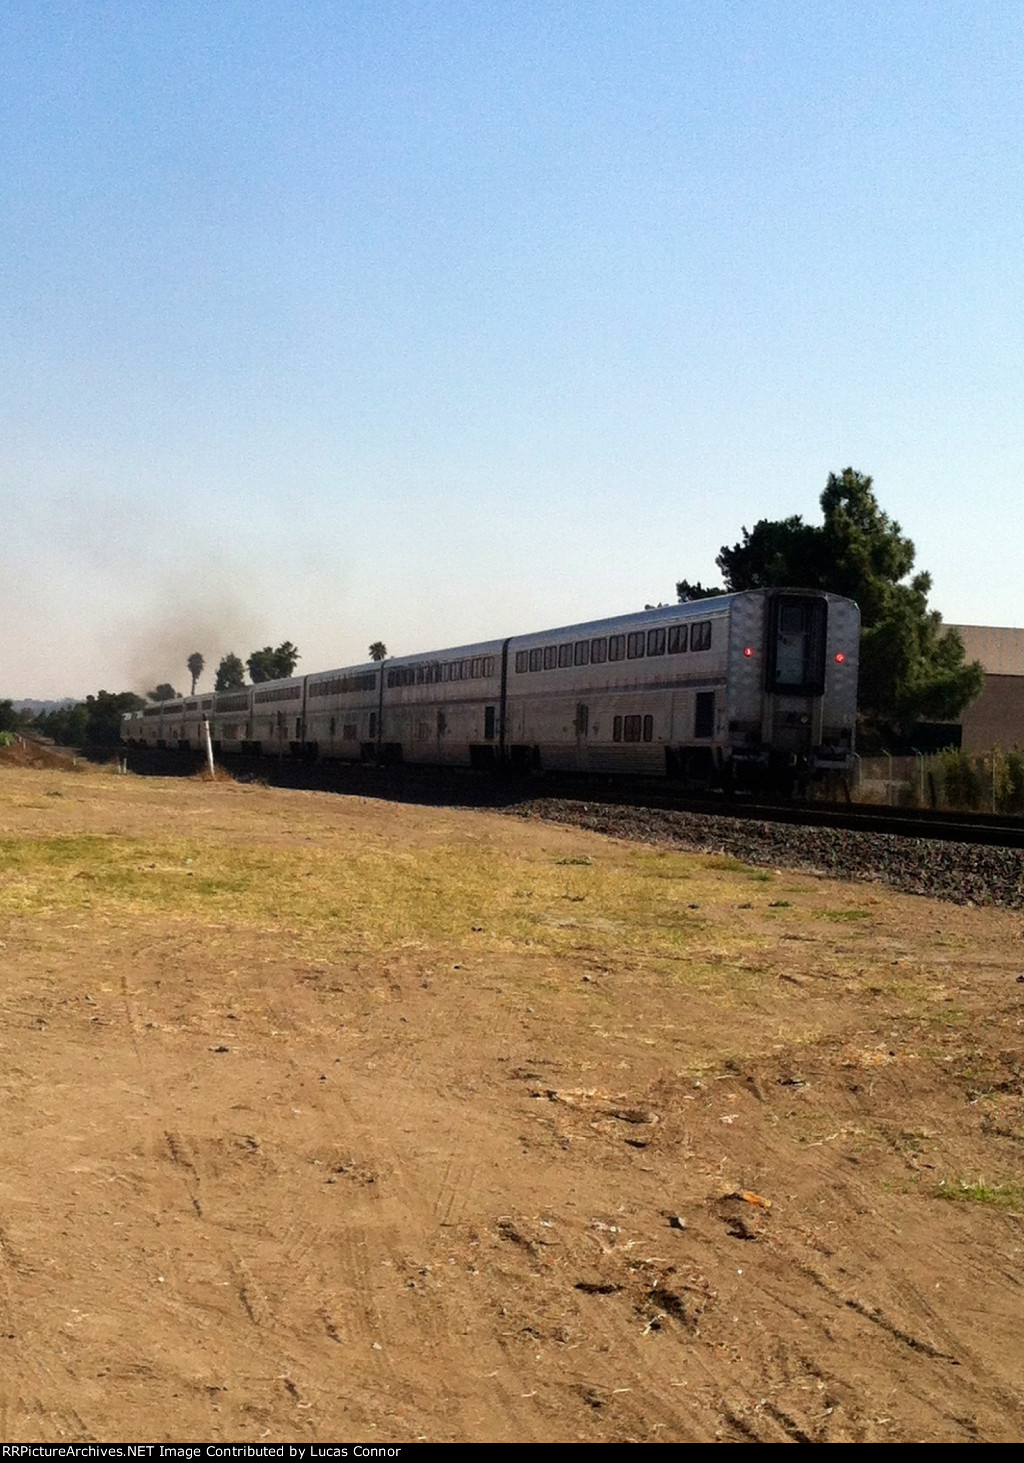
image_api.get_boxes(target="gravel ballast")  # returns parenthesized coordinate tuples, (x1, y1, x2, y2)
(509, 798, 1024, 910)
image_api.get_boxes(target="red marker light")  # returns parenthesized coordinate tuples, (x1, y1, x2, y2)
(743, 646, 755, 658)
(835, 652, 846, 663)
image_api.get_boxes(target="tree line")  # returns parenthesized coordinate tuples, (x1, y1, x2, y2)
(12, 643, 389, 748)
(149, 642, 304, 699)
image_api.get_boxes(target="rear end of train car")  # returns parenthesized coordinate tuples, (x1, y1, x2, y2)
(725, 589, 859, 786)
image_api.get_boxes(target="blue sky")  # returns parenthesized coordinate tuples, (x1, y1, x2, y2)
(3, 1, 1022, 697)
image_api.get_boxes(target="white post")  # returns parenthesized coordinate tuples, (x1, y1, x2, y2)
(203, 718, 215, 779)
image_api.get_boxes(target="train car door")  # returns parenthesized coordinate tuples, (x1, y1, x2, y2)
(575, 702, 589, 770)
(764, 594, 826, 755)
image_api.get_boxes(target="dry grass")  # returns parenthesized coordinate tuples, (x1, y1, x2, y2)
(0, 772, 887, 1020)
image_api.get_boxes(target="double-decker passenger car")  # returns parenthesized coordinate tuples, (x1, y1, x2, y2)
(122, 589, 860, 786)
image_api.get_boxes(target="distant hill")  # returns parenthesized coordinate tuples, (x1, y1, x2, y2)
(10, 699, 77, 715)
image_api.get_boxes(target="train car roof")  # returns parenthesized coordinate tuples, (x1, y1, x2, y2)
(507, 597, 737, 649)
(308, 660, 379, 679)
(372, 638, 506, 667)
(247, 674, 304, 692)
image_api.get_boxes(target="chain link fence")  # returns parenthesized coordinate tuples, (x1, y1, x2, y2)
(850, 748, 1024, 813)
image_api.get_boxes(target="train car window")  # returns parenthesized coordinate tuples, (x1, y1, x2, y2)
(591, 637, 607, 663)
(694, 692, 714, 738)
(484, 657, 495, 677)
(667, 625, 688, 654)
(690, 622, 712, 652)
(574, 640, 590, 666)
(643, 714, 653, 742)
(627, 632, 645, 659)
(543, 645, 557, 670)
(612, 715, 623, 741)
(484, 706, 496, 740)
(515, 651, 528, 673)
(462, 660, 472, 679)
(529, 647, 542, 672)
(471, 658, 481, 678)
(558, 643, 573, 668)
(623, 714, 642, 741)
(608, 635, 626, 662)
(647, 628, 666, 657)
(576, 703, 589, 735)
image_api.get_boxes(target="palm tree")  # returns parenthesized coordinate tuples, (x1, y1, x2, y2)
(187, 652, 204, 694)
(368, 641, 388, 662)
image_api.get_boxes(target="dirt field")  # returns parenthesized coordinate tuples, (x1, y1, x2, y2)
(1, 762, 1023, 1443)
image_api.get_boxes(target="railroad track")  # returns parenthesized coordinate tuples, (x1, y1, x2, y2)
(610, 791, 1024, 849)
(117, 746, 1024, 850)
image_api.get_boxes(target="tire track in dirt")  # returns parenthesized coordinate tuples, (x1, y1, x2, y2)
(0, 1222, 95, 1442)
(433, 1150, 480, 1229)
(316, 1222, 384, 1348)
(119, 974, 143, 1061)
(0, 1225, 21, 1441)
(163, 1130, 204, 1217)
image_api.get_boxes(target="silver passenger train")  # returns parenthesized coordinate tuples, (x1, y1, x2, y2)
(122, 589, 860, 786)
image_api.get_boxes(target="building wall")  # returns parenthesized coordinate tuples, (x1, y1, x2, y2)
(959, 674, 1024, 753)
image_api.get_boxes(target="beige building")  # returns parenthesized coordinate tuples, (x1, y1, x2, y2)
(949, 625, 1024, 753)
